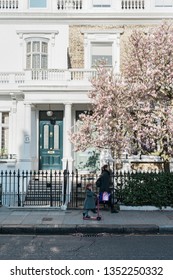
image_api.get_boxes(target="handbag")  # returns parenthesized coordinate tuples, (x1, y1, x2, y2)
(99, 191, 110, 202)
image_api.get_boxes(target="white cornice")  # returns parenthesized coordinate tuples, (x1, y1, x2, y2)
(0, 12, 173, 22)
(81, 29, 124, 34)
(16, 30, 59, 46)
(16, 30, 59, 35)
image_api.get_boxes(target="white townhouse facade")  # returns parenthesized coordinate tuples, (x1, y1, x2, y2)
(0, 0, 173, 172)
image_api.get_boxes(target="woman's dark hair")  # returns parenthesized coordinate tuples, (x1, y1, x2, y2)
(102, 165, 108, 171)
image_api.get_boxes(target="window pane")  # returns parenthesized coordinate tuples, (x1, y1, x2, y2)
(26, 55, 31, 69)
(27, 42, 31, 53)
(41, 55, 48, 69)
(54, 125, 60, 150)
(2, 127, 9, 151)
(1, 113, 9, 153)
(43, 125, 49, 149)
(92, 43, 112, 55)
(91, 43, 112, 66)
(30, 0, 47, 8)
(26, 40, 48, 69)
(33, 54, 40, 68)
(92, 55, 112, 65)
(42, 42, 48, 53)
(32, 41, 40, 52)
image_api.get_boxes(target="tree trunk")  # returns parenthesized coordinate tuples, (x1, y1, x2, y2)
(163, 160, 170, 172)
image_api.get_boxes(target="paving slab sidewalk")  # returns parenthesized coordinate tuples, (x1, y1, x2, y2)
(0, 206, 173, 235)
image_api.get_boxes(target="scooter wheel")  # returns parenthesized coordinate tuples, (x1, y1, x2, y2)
(97, 216, 101, 221)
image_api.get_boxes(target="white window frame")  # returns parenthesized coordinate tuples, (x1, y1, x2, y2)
(82, 30, 123, 72)
(16, 30, 59, 70)
(26, 38, 49, 69)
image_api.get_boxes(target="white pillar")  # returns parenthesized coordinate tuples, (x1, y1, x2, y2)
(9, 98, 17, 157)
(62, 102, 73, 171)
(61, 102, 73, 210)
(23, 102, 32, 164)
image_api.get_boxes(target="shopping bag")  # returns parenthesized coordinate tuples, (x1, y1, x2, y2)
(99, 192, 110, 202)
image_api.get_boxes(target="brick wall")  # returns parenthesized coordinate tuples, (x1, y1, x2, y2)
(69, 24, 153, 70)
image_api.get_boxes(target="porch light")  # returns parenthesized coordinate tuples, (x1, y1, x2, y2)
(46, 105, 53, 117)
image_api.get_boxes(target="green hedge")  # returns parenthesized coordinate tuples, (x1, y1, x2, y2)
(117, 172, 173, 209)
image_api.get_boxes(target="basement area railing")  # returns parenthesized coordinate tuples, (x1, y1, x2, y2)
(1, 169, 172, 209)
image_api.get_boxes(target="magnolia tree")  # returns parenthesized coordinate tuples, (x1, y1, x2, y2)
(123, 21, 173, 170)
(129, 103, 173, 163)
(70, 21, 173, 170)
(70, 66, 134, 159)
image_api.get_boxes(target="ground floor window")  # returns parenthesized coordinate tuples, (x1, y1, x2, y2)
(0, 112, 9, 157)
(75, 111, 100, 172)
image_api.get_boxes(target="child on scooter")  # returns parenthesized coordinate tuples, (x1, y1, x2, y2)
(83, 183, 97, 218)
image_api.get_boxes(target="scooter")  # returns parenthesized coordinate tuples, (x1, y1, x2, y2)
(83, 195, 102, 221)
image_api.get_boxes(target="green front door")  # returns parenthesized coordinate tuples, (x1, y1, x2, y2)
(39, 120, 63, 170)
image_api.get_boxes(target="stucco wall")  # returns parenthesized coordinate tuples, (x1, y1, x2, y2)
(0, 24, 69, 71)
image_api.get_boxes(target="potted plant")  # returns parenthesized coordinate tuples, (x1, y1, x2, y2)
(0, 148, 8, 159)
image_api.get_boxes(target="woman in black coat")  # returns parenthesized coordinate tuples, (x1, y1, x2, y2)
(96, 165, 118, 213)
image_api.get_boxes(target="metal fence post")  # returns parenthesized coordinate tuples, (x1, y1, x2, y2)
(50, 169, 53, 207)
(17, 169, 21, 207)
(0, 183, 2, 207)
(63, 169, 67, 204)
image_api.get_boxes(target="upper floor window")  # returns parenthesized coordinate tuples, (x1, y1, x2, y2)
(83, 30, 122, 71)
(91, 42, 112, 67)
(26, 39, 48, 69)
(155, 0, 173, 6)
(92, 0, 111, 7)
(29, 0, 47, 8)
(0, 112, 9, 157)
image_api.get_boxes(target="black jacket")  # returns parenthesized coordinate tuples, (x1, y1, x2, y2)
(96, 170, 111, 192)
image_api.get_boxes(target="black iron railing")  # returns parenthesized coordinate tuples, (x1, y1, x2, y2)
(1, 169, 170, 209)
(0, 170, 65, 207)
(0, 169, 116, 208)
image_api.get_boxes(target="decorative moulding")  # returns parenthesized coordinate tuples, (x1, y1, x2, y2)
(16, 30, 59, 46)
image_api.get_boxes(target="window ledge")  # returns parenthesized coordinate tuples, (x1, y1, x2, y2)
(0, 159, 17, 167)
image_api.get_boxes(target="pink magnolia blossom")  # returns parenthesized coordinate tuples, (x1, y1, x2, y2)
(69, 22, 173, 164)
